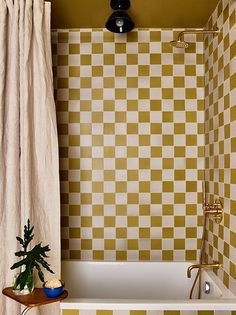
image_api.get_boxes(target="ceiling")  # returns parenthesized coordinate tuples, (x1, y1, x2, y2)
(50, 0, 219, 29)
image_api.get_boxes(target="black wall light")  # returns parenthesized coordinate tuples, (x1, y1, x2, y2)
(105, 0, 135, 33)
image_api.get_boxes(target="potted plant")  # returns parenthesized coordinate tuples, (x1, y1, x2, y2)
(11, 219, 54, 295)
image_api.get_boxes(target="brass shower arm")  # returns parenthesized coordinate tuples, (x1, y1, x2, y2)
(177, 28, 220, 41)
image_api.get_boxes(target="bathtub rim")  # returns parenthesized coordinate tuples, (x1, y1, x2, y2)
(60, 298, 236, 311)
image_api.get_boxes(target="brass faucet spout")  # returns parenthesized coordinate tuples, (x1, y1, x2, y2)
(187, 262, 221, 278)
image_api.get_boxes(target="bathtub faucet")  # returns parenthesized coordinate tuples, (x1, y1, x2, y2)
(187, 262, 221, 278)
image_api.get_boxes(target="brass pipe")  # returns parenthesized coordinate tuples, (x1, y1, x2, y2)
(187, 262, 221, 278)
(178, 28, 220, 41)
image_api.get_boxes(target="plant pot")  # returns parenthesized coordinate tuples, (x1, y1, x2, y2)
(12, 273, 34, 295)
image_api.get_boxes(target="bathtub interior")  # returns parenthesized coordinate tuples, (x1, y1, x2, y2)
(61, 261, 234, 300)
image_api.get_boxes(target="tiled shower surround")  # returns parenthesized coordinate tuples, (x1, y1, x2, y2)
(204, 0, 236, 294)
(52, 29, 205, 261)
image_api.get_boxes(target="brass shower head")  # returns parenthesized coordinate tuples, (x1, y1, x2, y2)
(170, 28, 220, 49)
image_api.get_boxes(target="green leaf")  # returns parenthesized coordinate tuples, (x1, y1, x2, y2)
(16, 236, 24, 245)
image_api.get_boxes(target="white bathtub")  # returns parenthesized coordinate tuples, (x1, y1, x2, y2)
(61, 260, 236, 311)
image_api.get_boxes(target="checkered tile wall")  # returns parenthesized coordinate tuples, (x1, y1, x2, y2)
(204, 0, 236, 292)
(51, 28, 205, 261)
(62, 310, 236, 315)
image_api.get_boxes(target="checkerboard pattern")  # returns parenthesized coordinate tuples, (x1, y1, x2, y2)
(52, 28, 205, 261)
(204, 0, 236, 292)
(62, 310, 236, 315)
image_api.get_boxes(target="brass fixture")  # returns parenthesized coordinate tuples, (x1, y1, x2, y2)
(187, 262, 221, 278)
(170, 28, 220, 48)
(204, 199, 223, 224)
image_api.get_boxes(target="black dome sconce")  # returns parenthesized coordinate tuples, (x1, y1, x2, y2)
(105, 0, 135, 33)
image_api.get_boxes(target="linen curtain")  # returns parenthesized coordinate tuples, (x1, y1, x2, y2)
(0, 1, 60, 314)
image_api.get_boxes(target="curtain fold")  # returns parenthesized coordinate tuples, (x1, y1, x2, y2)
(0, 1, 60, 314)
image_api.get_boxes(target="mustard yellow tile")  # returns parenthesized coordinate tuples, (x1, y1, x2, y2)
(103, 100, 115, 111)
(115, 66, 126, 76)
(93, 251, 104, 260)
(138, 43, 149, 53)
(162, 65, 173, 76)
(93, 228, 104, 238)
(104, 54, 115, 65)
(163, 181, 173, 192)
(116, 182, 127, 192)
(92, 205, 104, 216)
(104, 77, 115, 88)
(174, 239, 185, 249)
(104, 239, 116, 250)
(151, 147, 162, 157)
(69, 159, 80, 170)
(69, 66, 80, 77)
(185, 65, 196, 76)
(104, 146, 115, 157)
(151, 239, 162, 249)
(174, 193, 185, 204)
(80, 32, 91, 42)
(92, 65, 103, 77)
(57, 78, 68, 88)
(103, 31, 114, 42)
(69, 228, 80, 238)
(127, 54, 138, 64)
(58, 55, 68, 66)
(92, 182, 103, 193)
(69, 205, 80, 216)
(69, 112, 80, 123)
(115, 135, 126, 146)
(174, 53, 184, 64)
(63, 310, 79, 315)
(127, 170, 139, 181)
(162, 250, 173, 260)
(139, 251, 150, 260)
(150, 31, 161, 41)
(139, 135, 150, 146)
(127, 123, 138, 134)
(139, 158, 150, 169)
(186, 135, 197, 146)
(128, 239, 138, 250)
(104, 193, 115, 204)
(127, 193, 139, 204)
(96, 310, 113, 315)
(115, 88, 126, 99)
(185, 250, 197, 261)
(162, 88, 173, 99)
(81, 239, 92, 250)
(150, 54, 161, 64)
(70, 250, 81, 259)
(115, 43, 126, 53)
(116, 112, 126, 122)
(163, 112, 173, 123)
(69, 135, 80, 146)
(127, 31, 138, 42)
(116, 228, 127, 238)
(58, 32, 68, 43)
(69, 89, 80, 100)
(92, 43, 103, 54)
(151, 216, 162, 226)
(163, 158, 174, 169)
(127, 77, 138, 88)
(104, 216, 115, 227)
(80, 193, 92, 204)
(138, 65, 149, 76)
(116, 251, 127, 260)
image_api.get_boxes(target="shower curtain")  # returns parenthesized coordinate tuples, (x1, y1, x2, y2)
(0, 1, 60, 314)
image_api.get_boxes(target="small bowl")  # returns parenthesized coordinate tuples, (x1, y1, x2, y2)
(43, 282, 64, 298)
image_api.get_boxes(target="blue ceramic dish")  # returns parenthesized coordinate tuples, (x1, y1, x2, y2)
(43, 285, 64, 298)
